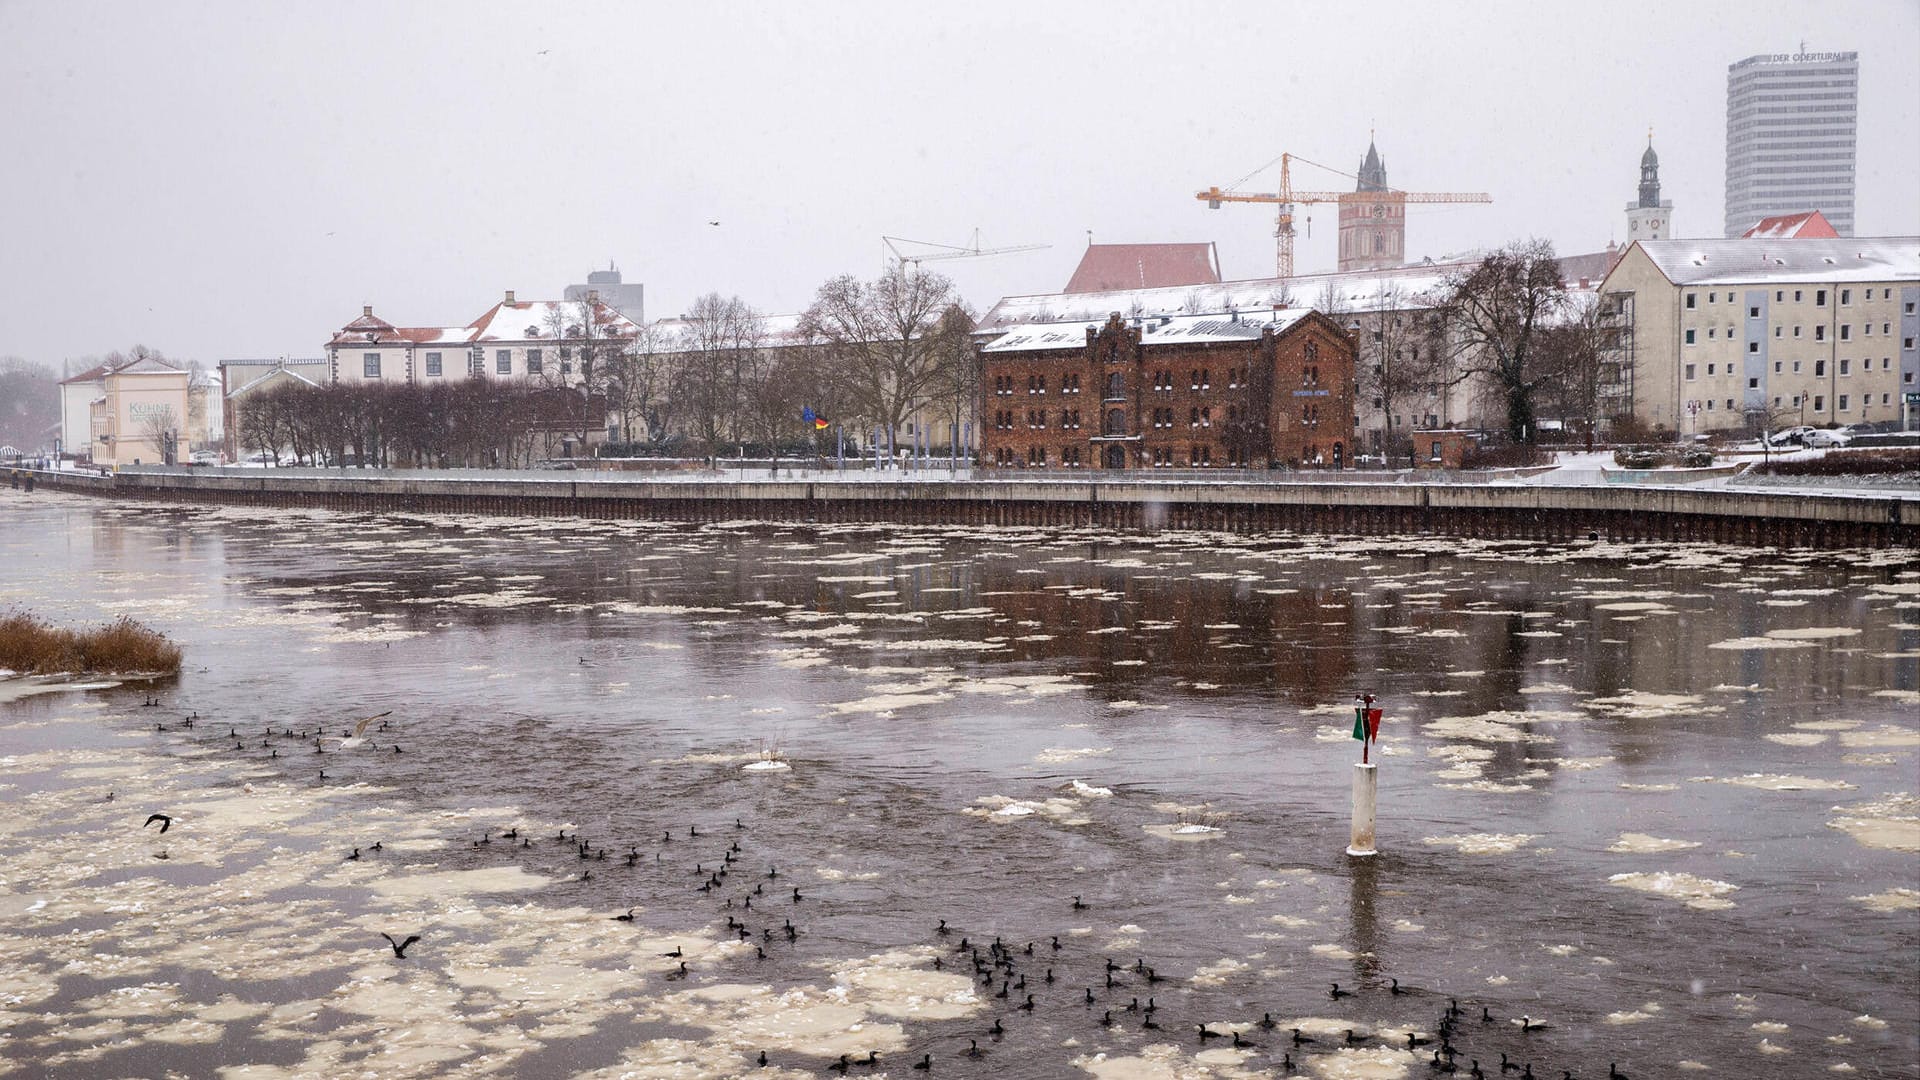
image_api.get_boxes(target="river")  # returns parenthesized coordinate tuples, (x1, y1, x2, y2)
(1, 488, 1915, 1079)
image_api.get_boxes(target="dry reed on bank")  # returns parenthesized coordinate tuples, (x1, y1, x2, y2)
(0, 612, 183, 675)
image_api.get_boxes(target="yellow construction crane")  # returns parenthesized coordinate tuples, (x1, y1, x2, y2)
(1196, 152, 1491, 279)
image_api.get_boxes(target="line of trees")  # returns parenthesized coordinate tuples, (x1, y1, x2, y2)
(241, 379, 602, 468)
(239, 267, 980, 467)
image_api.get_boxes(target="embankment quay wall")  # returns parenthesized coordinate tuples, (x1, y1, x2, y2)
(19, 469, 1918, 548)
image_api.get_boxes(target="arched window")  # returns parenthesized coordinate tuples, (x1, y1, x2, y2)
(1105, 372, 1125, 399)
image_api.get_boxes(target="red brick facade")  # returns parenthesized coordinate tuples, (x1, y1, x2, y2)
(980, 311, 1357, 471)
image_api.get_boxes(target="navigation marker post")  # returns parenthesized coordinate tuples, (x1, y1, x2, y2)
(1347, 693, 1383, 857)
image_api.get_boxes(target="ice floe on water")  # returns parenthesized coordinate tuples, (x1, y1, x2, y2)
(1825, 792, 1920, 852)
(1144, 822, 1225, 841)
(1607, 833, 1702, 854)
(1420, 711, 1566, 744)
(1421, 833, 1538, 855)
(1583, 691, 1718, 719)
(1697, 773, 1856, 791)
(1607, 871, 1740, 910)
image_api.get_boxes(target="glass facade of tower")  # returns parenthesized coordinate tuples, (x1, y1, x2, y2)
(1723, 51, 1858, 238)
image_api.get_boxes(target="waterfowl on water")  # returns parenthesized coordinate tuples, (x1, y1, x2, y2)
(613, 909, 635, 922)
(1329, 981, 1352, 999)
(912, 1054, 931, 1071)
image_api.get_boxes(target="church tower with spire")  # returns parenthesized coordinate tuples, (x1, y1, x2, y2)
(1337, 137, 1406, 272)
(1625, 133, 1674, 243)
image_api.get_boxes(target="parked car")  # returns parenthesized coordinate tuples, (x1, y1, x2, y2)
(189, 450, 218, 466)
(1767, 425, 1815, 447)
(1802, 427, 1853, 448)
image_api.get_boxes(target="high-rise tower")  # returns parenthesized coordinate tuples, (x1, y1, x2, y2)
(1626, 136, 1674, 242)
(1724, 50, 1858, 237)
(1337, 139, 1404, 272)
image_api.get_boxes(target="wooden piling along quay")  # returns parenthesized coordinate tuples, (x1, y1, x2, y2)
(20, 469, 1918, 549)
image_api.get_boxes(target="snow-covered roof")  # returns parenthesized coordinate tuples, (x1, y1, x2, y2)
(1625, 237, 1920, 286)
(981, 309, 1315, 353)
(646, 311, 809, 348)
(227, 366, 322, 398)
(467, 298, 642, 343)
(977, 261, 1474, 332)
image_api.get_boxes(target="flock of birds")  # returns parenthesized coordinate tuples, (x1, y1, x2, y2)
(130, 699, 1642, 1078)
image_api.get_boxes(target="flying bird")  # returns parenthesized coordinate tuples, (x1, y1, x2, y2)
(144, 813, 172, 834)
(381, 932, 421, 958)
(708, 221, 721, 226)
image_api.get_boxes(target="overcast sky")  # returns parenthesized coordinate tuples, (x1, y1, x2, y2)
(2, 1, 1914, 368)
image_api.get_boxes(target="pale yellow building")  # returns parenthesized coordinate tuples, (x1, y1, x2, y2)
(1598, 238, 1920, 434)
(89, 357, 191, 466)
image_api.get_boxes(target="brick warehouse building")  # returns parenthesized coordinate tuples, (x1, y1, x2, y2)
(979, 310, 1357, 470)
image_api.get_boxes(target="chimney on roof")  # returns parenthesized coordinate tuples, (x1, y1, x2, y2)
(505, 290, 516, 305)
(363, 305, 372, 317)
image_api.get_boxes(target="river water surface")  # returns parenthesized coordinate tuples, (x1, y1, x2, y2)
(1, 489, 1915, 1079)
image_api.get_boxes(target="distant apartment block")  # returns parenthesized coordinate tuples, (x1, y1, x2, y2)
(1724, 50, 1858, 238)
(1598, 237, 1918, 434)
(565, 264, 644, 322)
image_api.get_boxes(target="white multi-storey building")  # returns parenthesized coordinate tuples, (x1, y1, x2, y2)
(1724, 50, 1858, 238)
(1599, 237, 1919, 434)
(324, 290, 642, 387)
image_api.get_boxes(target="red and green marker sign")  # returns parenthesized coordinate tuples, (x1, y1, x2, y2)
(1352, 694, 1382, 763)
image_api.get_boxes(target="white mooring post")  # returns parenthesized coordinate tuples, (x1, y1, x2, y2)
(1347, 693, 1381, 857)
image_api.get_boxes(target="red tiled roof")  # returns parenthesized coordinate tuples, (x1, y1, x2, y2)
(59, 362, 112, 385)
(1741, 210, 1840, 240)
(1064, 243, 1220, 294)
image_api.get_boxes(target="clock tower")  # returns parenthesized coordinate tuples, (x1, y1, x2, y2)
(1625, 135, 1674, 242)
(1337, 138, 1405, 272)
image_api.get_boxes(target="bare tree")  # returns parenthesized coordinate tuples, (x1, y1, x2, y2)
(799, 267, 970, 449)
(539, 296, 633, 453)
(0, 357, 59, 451)
(671, 293, 765, 455)
(1433, 238, 1567, 443)
(607, 320, 676, 446)
(135, 404, 181, 465)
(1534, 292, 1613, 450)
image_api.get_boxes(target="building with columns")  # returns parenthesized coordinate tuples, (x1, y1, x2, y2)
(1625, 138, 1674, 243)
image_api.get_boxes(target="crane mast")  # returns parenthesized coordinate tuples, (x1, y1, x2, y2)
(1197, 152, 1491, 278)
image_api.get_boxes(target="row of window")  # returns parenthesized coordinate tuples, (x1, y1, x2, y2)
(1687, 356, 1902, 380)
(1150, 406, 1242, 429)
(992, 409, 1086, 431)
(1688, 325, 1915, 348)
(360, 349, 580, 379)
(994, 374, 1085, 396)
(1687, 287, 1907, 309)
(991, 447, 1086, 467)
